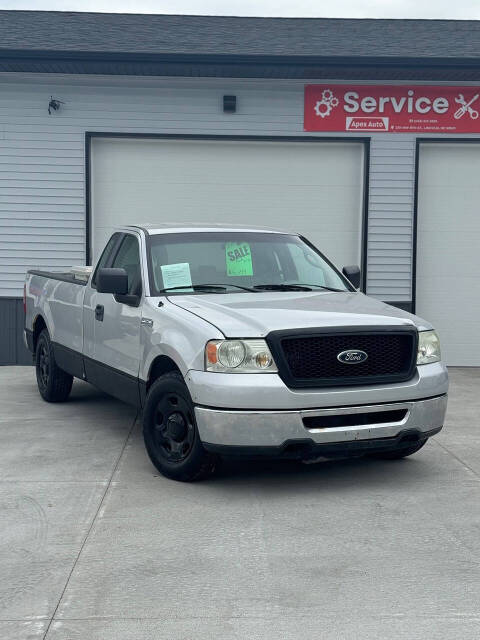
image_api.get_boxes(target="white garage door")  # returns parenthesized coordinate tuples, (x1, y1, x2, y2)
(417, 143, 480, 366)
(90, 137, 365, 271)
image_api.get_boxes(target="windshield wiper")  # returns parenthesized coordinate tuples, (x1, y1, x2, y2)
(159, 283, 257, 293)
(253, 283, 313, 291)
(253, 283, 344, 292)
(160, 282, 344, 294)
(159, 284, 227, 293)
(201, 283, 257, 292)
(295, 283, 345, 292)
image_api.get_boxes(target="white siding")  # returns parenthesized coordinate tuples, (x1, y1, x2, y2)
(366, 134, 416, 302)
(0, 74, 420, 298)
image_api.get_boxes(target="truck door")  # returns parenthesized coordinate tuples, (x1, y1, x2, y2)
(83, 232, 143, 404)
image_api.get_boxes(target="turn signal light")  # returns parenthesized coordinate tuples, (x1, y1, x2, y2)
(206, 341, 218, 365)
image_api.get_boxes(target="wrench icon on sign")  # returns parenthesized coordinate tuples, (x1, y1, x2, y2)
(454, 93, 479, 119)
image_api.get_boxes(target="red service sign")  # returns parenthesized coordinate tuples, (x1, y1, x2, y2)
(304, 85, 480, 133)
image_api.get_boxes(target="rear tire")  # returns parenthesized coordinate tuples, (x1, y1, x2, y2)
(143, 371, 217, 481)
(368, 438, 428, 460)
(35, 329, 73, 402)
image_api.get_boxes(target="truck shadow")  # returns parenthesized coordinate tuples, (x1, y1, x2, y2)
(67, 380, 137, 416)
(209, 451, 435, 494)
(48, 380, 441, 492)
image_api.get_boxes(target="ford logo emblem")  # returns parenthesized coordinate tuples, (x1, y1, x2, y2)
(337, 349, 368, 364)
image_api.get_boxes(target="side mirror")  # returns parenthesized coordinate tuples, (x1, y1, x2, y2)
(342, 265, 361, 289)
(97, 267, 128, 295)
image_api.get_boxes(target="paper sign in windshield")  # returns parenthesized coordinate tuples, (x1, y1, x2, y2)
(226, 242, 253, 277)
(160, 262, 192, 290)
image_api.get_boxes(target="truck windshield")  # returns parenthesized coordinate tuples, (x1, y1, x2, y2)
(147, 232, 353, 295)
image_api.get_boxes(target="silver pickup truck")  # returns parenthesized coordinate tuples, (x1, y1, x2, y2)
(24, 225, 448, 481)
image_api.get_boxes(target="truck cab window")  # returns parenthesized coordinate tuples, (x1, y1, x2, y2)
(91, 233, 121, 287)
(112, 235, 142, 296)
(148, 232, 349, 294)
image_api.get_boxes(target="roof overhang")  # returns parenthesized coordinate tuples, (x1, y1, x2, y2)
(2, 50, 480, 80)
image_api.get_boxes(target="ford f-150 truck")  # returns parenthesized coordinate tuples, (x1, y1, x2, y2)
(24, 225, 448, 481)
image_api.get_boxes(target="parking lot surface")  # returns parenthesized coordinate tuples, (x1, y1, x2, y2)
(1, 366, 479, 640)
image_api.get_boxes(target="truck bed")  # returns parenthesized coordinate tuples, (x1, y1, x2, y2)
(27, 270, 87, 286)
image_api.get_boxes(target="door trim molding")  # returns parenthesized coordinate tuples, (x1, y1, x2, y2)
(51, 340, 142, 407)
(83, 354, 141, 407)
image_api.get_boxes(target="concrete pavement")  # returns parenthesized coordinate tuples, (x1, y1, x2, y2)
(0, 366, 479, 639)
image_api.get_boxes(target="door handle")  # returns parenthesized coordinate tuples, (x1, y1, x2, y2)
(95, 304, 104, 321)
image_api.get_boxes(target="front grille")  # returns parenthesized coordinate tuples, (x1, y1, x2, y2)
(268, 329, 417, 388)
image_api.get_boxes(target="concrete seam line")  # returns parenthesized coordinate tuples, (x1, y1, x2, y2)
(41, 410, 139, 640)
(432, 438, 480, 481)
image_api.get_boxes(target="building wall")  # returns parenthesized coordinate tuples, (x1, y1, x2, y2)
(0, 73, 470, 363)
(0, 298, 31, 364)
(367, 134, 416, 302)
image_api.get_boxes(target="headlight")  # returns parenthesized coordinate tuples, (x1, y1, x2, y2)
(417, 330, 441, 365)
(205, 339, 278, 373)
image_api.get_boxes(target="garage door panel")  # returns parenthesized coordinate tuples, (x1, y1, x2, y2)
(438, 342, 478, 367)
(418, 243, 478, 277)
(419, 144, 480, 184)
(94, 184, 360, 210)
(91, 138, 364, 269)
(417, 278, 476, 296)
(416, 278, 474, 306)
(93, 140, 363, 187)
(417, 190, 480, 230)
(93, 188, 360, 229)
(416, 143, 480, 366)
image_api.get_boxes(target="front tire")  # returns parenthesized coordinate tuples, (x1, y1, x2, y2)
(35, 329, 73, 402)
(143, 371, 217, 481)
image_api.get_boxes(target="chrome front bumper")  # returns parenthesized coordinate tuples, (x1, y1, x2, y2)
(195, 394, 447, 451)
(186, 363, 448, 410)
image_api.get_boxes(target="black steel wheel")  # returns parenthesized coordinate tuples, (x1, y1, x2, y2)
(37, 339, 50, 391)
(143, 371, 217, 481)
(35, 328, 73, 402)
(153, 392, 196, 463)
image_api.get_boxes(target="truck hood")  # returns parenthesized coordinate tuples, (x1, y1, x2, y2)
(167, 291, 431, 337)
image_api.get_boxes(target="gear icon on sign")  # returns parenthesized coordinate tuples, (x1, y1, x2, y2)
(314, 101, 332, 118)
(314, 89, 339, 118)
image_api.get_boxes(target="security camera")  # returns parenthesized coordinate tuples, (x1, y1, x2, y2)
(48, 97, 65, 115)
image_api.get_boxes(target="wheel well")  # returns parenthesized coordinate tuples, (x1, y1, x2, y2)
(33, 315, 47, 350)
(147, 356, 181, 390)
